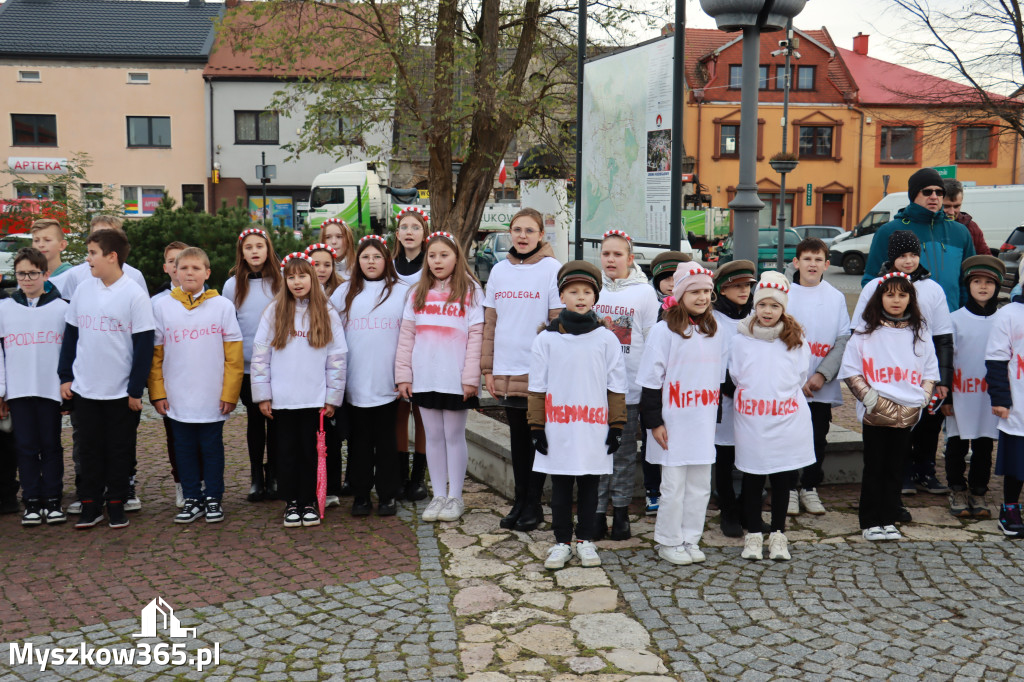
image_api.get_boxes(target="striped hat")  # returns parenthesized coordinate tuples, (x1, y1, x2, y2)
(753, 270, 790, 310)
(961, 254, 1005, 284)
(557, 260, 602, 301)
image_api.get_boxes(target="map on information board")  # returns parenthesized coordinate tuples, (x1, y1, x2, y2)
(581, 36, 674, 245)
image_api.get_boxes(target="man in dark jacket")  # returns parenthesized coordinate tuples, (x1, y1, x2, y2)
(943, 178, 995, 256)
(862, 167, 976, 311)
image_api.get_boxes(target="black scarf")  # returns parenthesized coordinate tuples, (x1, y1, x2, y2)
(508, 242, 544, 262)
(547, 309, 604, 335)
(965, 296, 998, 317)
(713, 295, 752, 320)
(395, 250, 424, 276)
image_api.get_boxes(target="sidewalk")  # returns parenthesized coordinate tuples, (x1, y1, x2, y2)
(2, 417, 1024, 680)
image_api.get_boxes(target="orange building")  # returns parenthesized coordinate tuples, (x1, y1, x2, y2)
(683, 29, 1020, 231)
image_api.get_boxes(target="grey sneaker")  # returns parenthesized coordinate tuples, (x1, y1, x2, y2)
(949, 490, 971, 517)
(969, 493, 991, 519)
(66, 500, 83, 515)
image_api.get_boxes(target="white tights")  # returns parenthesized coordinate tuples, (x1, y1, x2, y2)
(419, 408, 469, 499)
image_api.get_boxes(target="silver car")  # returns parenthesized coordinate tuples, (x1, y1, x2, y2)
(792, 225, 845, 246)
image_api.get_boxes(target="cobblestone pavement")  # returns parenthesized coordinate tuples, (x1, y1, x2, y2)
(3, 414, 1024, 680)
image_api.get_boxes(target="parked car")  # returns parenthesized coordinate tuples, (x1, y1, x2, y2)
(998, 224, 1024, 290)
(716, 228, 802, 277)
(792, 225, 845, 246)
(473, 231, 511, 284)
(0, 233, 34, 286)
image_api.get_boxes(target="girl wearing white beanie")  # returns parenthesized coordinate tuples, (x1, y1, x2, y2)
(727, 271, 815, 561)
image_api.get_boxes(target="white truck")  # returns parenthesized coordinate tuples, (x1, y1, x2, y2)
(828, 185, 1024, 275)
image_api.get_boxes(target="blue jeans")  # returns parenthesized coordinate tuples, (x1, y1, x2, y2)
(169, 420, 225, 501)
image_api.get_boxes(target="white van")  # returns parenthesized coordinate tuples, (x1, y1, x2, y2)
(829, 185, 1024, 275)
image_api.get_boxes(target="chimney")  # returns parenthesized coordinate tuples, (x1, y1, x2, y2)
(853, 32, 869, 56)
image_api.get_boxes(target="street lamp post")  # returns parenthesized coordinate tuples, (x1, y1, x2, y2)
(771, 18, 799, 271)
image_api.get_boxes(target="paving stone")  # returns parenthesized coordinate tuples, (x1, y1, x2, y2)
(454, 583, 513, 615)
(571, 613, 652, 650)
(554, 567, 612, 588)
(569, 587, 620, 614)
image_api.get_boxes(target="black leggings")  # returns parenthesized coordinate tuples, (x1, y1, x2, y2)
(274, 408, 319, 507)
(742, 470, 795, 533)
(861, 424, 911, 529)
(550, 474, 599, 544)
(715, 445, 739, 516)
(240, 374, 278, 479)
(1005, 476, 1024, 505)
(347, 401, 400, 500)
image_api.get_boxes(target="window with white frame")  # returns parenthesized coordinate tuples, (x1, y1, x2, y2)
(122, 186, 165, 216)
(18, 70, 41, 82)
(127, 71, 150, 84)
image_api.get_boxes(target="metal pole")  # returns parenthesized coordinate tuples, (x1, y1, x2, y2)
(573, 0, 586, 260)
(261, 151, 268, 230)
(669, 0, 686, 251)
(775, 18, 793, 271)
(355, 184, 364, 234)
(727, 26, 765, 264)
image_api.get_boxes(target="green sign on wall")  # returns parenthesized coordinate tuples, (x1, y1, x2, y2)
(806, 184, 812, 206)
(933, 165, 957, 179)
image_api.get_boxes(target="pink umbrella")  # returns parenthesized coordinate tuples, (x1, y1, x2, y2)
(316, 410, 328, 518)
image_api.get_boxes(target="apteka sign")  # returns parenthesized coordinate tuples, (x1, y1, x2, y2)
(7, 157, 68, 173)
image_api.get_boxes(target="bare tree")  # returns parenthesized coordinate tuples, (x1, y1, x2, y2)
(217, 0, 666, 250)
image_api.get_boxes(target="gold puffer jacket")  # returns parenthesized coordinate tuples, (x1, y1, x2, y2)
(844, 321, 936, 428)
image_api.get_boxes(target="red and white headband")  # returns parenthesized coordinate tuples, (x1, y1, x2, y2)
(603, 229, 632, 242)
(280, 252, 314, 269)
(304, 243, 338, 260)
(427, 231, 456, 244)
(397, 206, 429, 224)
(359, 234, 389, 248)
(320, 218, 349, 230)
(238, 228, 268, 241)
(881, 271, 911, 283)
(757, 281, 789, 293)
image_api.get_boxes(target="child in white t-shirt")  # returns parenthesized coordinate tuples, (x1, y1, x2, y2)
(840, 272, 938, 541)
(222, 228, 282, 503)
(528, 260, 626, 570)
(149, 247, 243, 525)
(395, 231, 484, 523)
(250, 253, 347, 528)
(591, 229, 659, 542)
(332, 235, 411, 517)
(638, 262, 722, 566)
(0, 247, 69, 526)
(730, 271, 815, 561)
(785, 238, 851, 516)
(319, 218, 355, 279)
(306, 242, 343, 298)
(58, 229, 155, 530)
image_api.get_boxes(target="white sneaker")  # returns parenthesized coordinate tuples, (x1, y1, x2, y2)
(437, 497, 465, 522)
(545, 543, 573, 569)
(658, 544, 692, 565)
(882, 524, 902, 540)
(799, 488, 826, 515)
(421, 496, 447, 522)
(124, 496, 142, 512)
(325, 495, 340, 508)
(862, 526, 888, 541)
(574, 540, 601, 567)
(175, 483, 184, 509)
(741, 532, 763, 560)
(787, 490, 799, 515)
(683, 542, 706, 563)
(67, 500, 82, 515)
(768, 531, 790, 561)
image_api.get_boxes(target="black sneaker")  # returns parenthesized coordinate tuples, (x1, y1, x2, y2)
(21, 499, 43, 526)
(125, 484, 141, 512)
(74, 501, 104, 529)
(900, 477, 916, 496)
(719, 509, 743, 538)
(377, 498, 397, 516)
(107, 501, 129, 529)
(351, 497, 372, 517)
(283, 501, 302, 528)
(898, 505, 913, 523)
(301, 506, 321, 527)
(43, 499, 66, 525)
(205, 499, 224, 523)
(175, 499, 205, 524)
(915, 474, 949, 494)
(999, 503, 1024, 537)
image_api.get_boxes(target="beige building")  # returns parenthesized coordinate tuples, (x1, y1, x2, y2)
(0, 0, 221, 217)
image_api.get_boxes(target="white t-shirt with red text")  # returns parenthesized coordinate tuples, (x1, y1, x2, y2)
(839, 324, 940, 423)
(852, 276, 952, 336)
(947, 308, 998, 439)
(152, 294, 243, 423)
(591, 277, 659, 404)
(402, 284, 484, 396)
(637, 320, 723, 466)
(730, 329, 815, 474)
(65, 274, 156, 400)
(332, 279, 410, 407)
(0, 297, 68, 402)
(985, 302, 1024, 436)
(788, 280, 850, 407)
(483, 257, 562, 376)
(529, 326, 627, 475)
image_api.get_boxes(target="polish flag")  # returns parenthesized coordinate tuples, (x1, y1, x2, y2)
(513, 154, 522, 168)
(498, 159, 507, 184)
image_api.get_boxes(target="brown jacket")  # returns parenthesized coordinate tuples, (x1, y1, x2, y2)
(844, 320, 937, 428)
(481, 241, 562, 399)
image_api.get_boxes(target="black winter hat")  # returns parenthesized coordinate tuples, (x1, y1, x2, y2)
(887, 230, 921, 264)
(907, 168, 945, 202)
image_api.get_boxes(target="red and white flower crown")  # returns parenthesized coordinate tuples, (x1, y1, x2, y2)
(238, 228, 268, 241)
(320, 218, 349, 229)
(603, 229, 632, 242)
(359, 234, 389, 248)
(397, 206, 429, 223)
(304, 243, 338, 260)
(427, 231, 456, 243)
(280, 252, 314, 269)
(881, 271, 911, 283)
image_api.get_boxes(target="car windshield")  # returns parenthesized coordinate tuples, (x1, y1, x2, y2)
(1008, 228, 1024, 246)
(494, 234, 512, 251)
(0, 239, 26, 252)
